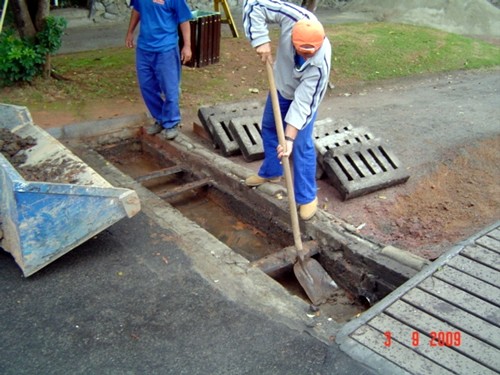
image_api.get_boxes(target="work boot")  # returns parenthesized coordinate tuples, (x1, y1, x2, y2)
(146, 121, 163, 135)
(245, 175, 281, 186)
(159, 125, 179, 140)
(299, 197, 318, 221)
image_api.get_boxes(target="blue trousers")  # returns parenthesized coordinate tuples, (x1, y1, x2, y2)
(136, 46, 181, 129)
(258, 92, 317, 205)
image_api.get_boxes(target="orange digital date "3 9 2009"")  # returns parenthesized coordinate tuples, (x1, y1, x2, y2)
(384, 331, 462, 347)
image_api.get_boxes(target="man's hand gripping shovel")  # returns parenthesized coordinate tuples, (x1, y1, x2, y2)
(265, 60, 338, 306)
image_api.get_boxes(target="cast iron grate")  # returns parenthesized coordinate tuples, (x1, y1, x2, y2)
(323, 139, 410, 200)
(313, 118, 409, 200)
(197, 100, 264, 152)
(228, 116, 264, 162)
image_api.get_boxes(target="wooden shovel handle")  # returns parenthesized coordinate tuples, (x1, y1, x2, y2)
(265, 61, 304, 254)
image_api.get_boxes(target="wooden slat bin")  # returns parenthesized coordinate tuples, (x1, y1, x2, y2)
(181, 10, 221, 68)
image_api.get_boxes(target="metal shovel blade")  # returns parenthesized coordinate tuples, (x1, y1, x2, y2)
(293, 258, 338, 305)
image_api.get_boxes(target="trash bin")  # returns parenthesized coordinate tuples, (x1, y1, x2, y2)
(180, 10, 221, 68)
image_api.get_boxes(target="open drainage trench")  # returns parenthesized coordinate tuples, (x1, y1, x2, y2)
(87, 132, 420, 328)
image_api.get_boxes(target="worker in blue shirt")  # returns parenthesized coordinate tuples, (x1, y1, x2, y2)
(126, 0, 193, 140)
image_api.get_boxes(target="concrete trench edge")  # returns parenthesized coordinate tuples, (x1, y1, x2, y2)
(56, 114, 429, 343)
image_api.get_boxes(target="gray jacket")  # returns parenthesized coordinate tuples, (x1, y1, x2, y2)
(243, 0, 331, 130)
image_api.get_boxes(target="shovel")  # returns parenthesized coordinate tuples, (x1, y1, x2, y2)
(265, 60, 338, 305)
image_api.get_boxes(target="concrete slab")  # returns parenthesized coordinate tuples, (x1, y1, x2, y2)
(322, 138, 410, 200)
(313, 118, 375, 156)
(209, 113, 241, 156)
(313, 117, 410, 200)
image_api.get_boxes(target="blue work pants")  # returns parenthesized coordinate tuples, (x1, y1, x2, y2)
(258, 92, 317, 205)
(136, 46, 181, 129)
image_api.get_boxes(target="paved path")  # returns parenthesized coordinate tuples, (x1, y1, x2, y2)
(55, 6, 371, 54)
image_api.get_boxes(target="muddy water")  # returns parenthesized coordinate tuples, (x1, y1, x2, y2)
(102, 141, 287, 261)
(168, 190, 279, 261)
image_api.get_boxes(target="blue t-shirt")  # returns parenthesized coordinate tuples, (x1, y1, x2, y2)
(133, 0, 193, 52)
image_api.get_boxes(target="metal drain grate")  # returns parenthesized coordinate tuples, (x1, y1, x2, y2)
(228, 116, 264, 162)
(197, 101, 264, 151)
(313, 117, 374, 157)
(323, 140, 410, 200)
(313, 117, 409, 200)
(209, 114, 241, 156)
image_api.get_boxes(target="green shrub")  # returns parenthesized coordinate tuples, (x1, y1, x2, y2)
(0, 31, 40, 85)
(0, 16, 66, 86)
(36, 16, 67, 54)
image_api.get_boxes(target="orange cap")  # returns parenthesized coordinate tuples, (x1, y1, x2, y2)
(292, 19, 325, 54)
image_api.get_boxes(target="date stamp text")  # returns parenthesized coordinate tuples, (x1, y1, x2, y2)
(384, 331, 462, 347)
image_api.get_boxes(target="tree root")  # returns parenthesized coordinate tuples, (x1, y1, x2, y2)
(50, 70, 71, 81)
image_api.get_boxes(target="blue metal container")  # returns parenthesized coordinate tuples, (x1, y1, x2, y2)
(0, 104, 140, 276)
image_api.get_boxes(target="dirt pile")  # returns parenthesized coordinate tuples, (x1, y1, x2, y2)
(0, 129, 36, 166)
(0, 129, 84, 183)
(343, 0, 500, 37)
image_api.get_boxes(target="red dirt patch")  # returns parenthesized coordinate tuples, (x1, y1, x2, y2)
(329, 136, 500, 259)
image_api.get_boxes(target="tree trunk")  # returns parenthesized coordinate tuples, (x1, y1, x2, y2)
(10, 0, 36, 37)
(35, 0, 50, 31)
(36, 0, 51, 77)
(42, 55, 51, 79)
(10, 0, 50, 36)
(301, 0, 318, 13)
(11, 0, 52, 78)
